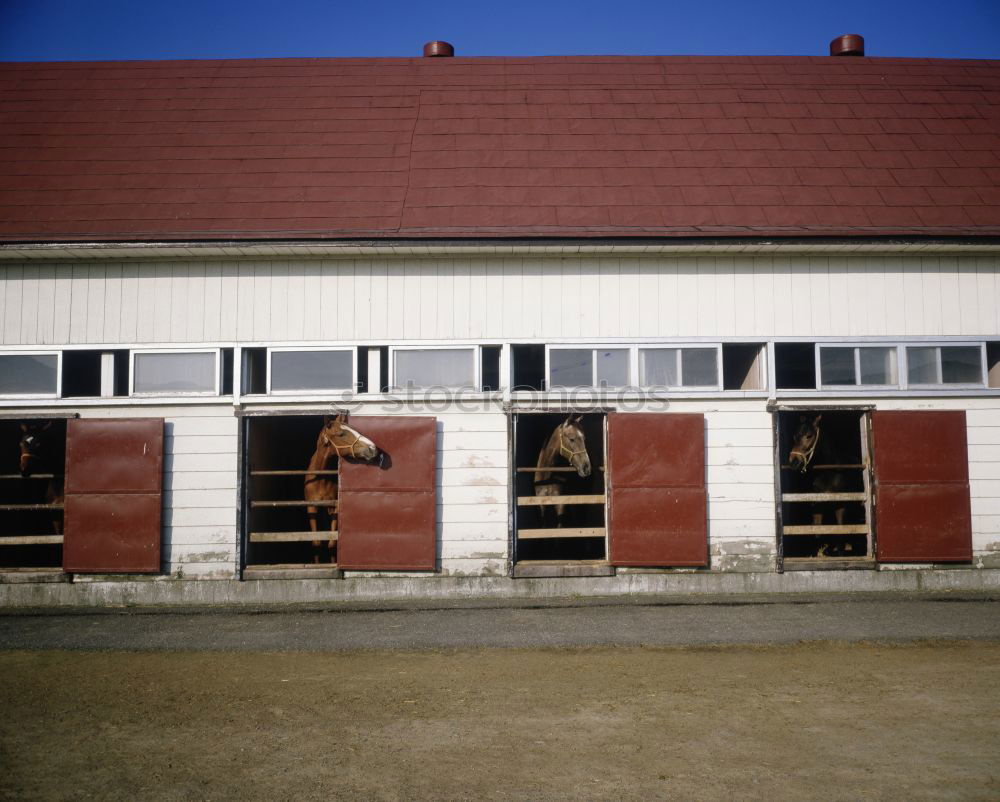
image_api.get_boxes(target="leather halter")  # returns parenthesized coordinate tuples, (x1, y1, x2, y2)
(559, 428, 587, 463)
(789, 427, 820, 473)
(324, 428, 370, 460)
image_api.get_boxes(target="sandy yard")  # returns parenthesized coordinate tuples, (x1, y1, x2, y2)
(2, 642, 999, 801)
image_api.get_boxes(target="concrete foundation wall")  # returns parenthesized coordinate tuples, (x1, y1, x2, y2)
(2, 568, 999, 609)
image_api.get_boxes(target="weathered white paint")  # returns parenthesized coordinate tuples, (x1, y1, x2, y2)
(3, 254, 998, 346)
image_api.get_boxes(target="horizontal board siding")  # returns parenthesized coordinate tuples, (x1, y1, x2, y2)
(163, 526, 235, 546)
(703, 407, 777, 553)
(3, 254, 997, 345)
(164, 471, 238, 491)
(162, 411, 238, 578)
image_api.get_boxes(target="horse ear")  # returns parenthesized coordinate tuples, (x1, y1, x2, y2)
(335, 412, 346, 424)
(813, 414, 822, 424)
(41, 421, 52, 431)
(572, 414, 583, 424)
(323, 415, 332, 426)
(20, 423, 28, 432)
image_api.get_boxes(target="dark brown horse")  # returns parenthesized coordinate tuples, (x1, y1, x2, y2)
(788, 413, 853, 556)
(304, 414, 378, 562)
(18, 421, 64, 535)
(534, 415, 592, 528)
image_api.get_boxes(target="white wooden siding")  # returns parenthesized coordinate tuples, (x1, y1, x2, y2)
(2, 253, 997, 346)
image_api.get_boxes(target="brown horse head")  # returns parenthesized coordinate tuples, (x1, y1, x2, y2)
(319, 413, 379, 462)
(789, 414, 822, 473)
(558, 414, 591, 478)
(18, 421, 52, 477)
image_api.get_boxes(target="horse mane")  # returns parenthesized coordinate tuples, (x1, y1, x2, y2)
(534, 426, 564, 488)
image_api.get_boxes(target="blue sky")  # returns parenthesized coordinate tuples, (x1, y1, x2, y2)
(1, 0, 998, 61)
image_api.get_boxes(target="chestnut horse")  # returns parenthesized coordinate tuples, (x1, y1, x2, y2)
(18, 421, 64, 535)
(533, 415, 592, 528)
(304, 414, 378, 562)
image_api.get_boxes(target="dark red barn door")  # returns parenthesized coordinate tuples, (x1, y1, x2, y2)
(607, 413, 707, 567)
(63, 418, 164, 573)
(872, 410, 972, 563)
(337, 416, 437, 571)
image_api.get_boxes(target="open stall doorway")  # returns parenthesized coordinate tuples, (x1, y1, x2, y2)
(776, 409, 873, 569)
(0, 418, 66, 572)
(512, 412, 607, 566)
(244, 415, 341, 573)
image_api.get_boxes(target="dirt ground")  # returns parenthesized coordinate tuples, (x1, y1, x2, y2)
(2, 642, 999, 801)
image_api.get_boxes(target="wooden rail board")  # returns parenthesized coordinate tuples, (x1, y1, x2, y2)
(249, 531, 338, 543)
(0, 473, 62, 480)
(0, 503, 64, 511)
(251, 470, 338, 476)
(780, 464, 864, 470)
(0, 535, 64, 545)
(781, 492, 868, 502)
(517, 494, 606, 506)
(517, 527, 606, 539)
(515, 466, 606, 473)
(250, 500, 338, 508)
(782, 525, 870, 535)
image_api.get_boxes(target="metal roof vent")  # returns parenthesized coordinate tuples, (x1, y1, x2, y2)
(830, 34, 864, 56)
(423, 41, 455, 57)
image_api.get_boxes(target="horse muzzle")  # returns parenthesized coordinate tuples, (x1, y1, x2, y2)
(576, 460, 592, 478)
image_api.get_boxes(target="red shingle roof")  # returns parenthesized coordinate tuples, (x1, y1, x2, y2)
(1, 55, 999, 242)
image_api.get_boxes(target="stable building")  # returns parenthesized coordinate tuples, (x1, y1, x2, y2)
(1, 38, 999, 603)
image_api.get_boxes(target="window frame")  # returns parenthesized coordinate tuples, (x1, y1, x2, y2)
(0, 350, 62, 399)
(265, 346, 357, 395)
(545, 345, 634, 390)
(129, 348, 221, 397)
(815, 343, 901, 390)
(902, 343, 988, 389)
(388, 344, 481, 391)
(636, 344, 723, 391)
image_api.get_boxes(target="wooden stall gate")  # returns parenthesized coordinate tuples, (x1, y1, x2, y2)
(62, 418, 164, 573)
(872, 410, 972, 563)
(607, 413, 708, 567)
(338, 416, 437, 571)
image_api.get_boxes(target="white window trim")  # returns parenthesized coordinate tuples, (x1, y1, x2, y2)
(265, 346, 357, 395)
(815, 343, 901, 391)
(636, 344, 723, 390)
(129, 348, 221, 397)
(388, 345, 481, 391)
(545, 345, 632, 390)
(0, 350, 62, 399)
(902, 342, 988, 390)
